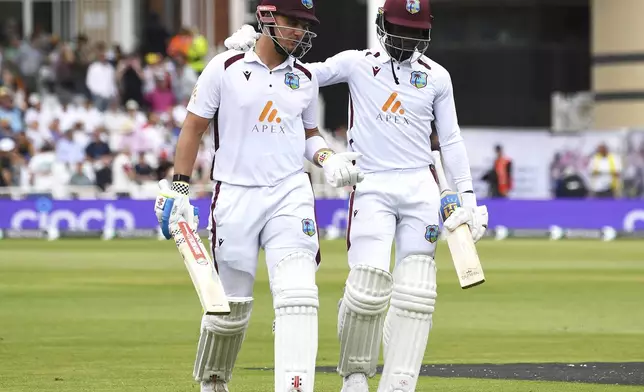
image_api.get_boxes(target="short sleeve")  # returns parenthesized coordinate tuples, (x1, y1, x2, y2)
(186, 57, 222, 119)
(302, 74, 320, 130)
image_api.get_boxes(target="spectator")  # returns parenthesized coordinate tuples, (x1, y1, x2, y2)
(145, 75, 175, 114)
(167, 27, 193, 59)
(141, 13, 170, 57)
(0, 137, 15, 187)
(172, 53, 197, 103)
(94, 154, 113, 192)
(142, 53, 172, 95)
(55, 129, 85, 165)
(17, 33, 43, 94)
(186, 27, 208, 75)
(2, 69, 26, 109)
(69, 162, 93, 186)
(55, 44, 77, 105)
(0, 87, 23, 133)
(14, 131, 34, 160)
(117, 53, 145, 108)
(85, 128, 111, 161)
(555, 166, 588, 198)
(485, 144, 513, 198)
(134, 151, 154, 183)
(588, 143, 622, 198)
(85, 42, 117, 112)
(27, 142, 57, 193)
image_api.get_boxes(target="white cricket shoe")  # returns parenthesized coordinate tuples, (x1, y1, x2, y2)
(201, 375, 229, 392)
(341, 373, 369, 392)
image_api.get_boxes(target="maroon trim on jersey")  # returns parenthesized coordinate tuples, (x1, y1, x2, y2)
(210, 181, 222, 272)
(365, 51, 381, 58)
(418, 59, 432, 70)
(306, 173, 322, 265)
(294, 63, 312, 80)
(346, 187, 356, 250)
(209, 110, 219, 181)
(348, 92, 354, 129)
(429, 164, 438, 185)
(224, 53, 245, 70)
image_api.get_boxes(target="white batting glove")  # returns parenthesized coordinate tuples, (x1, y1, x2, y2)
(444, 205, 489, 243)
(154, 179, 198, 239)
(321, 152, 364, 188)
(224, 25, 261, 52)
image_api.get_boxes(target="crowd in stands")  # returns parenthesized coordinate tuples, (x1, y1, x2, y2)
(0, 27, 217, 199)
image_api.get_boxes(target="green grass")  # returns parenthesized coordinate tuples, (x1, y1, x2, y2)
(0, 239, 643, 391)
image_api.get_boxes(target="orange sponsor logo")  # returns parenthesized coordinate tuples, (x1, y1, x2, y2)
(381, 92, 405, 115)
(259, 101, 282, 123)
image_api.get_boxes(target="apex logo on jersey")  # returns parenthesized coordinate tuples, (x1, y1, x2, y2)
(285, 72, 300, 89)
(301, 0, 313, 9)
(302, 218, 316, 236)
(410, 71, 428, 89)
(406, 0, 421, 14)
(377, 92, 411, 125)
(252, 101, 285, 134)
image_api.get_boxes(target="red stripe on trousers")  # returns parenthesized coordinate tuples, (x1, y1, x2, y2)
(346, 188, 355, 250)
(210, 181, 222, 272)
(306, 173, 322, 265)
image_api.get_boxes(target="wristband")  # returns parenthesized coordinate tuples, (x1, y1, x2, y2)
(172, 174, 191, 183)
(171, 181, 190, 195)
(316, 149, 335, 166)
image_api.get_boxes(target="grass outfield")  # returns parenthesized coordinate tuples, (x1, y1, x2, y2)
(0, 239, 643, 391)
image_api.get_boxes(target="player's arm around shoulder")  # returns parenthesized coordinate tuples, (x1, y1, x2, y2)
(306, 49, 366, 87)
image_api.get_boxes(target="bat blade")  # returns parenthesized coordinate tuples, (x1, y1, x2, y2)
(175, 221, 230, 315)
(431, 151, 486, 289)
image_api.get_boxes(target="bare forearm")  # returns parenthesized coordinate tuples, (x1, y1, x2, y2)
(174, 127, 206, 177)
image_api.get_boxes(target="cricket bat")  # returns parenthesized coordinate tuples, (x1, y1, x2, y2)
(430, 151, 486, 289)
(172, 220, 231, 315)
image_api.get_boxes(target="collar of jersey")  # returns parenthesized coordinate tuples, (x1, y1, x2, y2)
(244, 50, 294, 71)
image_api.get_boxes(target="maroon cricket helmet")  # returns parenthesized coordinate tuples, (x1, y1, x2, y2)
(258, 0, 319, 25)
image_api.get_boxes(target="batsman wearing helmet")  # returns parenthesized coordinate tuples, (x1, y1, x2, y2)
(226, 0, 489, 391)
(155, 0, 363, 391)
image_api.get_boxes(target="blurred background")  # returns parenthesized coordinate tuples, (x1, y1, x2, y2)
(0, 0, 643, 240)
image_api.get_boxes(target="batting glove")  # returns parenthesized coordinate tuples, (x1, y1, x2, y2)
(155, 179, 199, 240)
(321, 152, 365, 188)
(224, 25, 261, 52)
(444, 205, 489, 243)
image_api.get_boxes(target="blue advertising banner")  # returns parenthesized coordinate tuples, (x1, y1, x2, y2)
(1, 198, 643, 231)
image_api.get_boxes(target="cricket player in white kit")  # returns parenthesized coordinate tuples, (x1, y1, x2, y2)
(154, 1, 363, 391)
(226, 0, 489, 391)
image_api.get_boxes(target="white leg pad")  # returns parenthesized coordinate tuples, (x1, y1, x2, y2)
(193, 297, 253, 382)
(271, 252, 319, 392)
(337, 264, 394, 378)
(379, 255, 436, 392)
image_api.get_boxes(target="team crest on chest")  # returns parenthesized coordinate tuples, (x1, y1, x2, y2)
(302, 218, 316, 237)
(425, 225, 439, 243)
(285, 72, 300, 90)
(406, 0, 421, 14)
(410, 71, 428, 89)
(302, 0, 313, 9)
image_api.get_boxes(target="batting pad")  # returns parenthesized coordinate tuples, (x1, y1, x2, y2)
(193, 297, 253, 382)
(271, 252, 319, 392)
(379, 255, 436, 392)
(337, 264, 394, 378)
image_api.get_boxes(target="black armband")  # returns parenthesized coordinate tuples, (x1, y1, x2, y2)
(172, 174, 191, 183)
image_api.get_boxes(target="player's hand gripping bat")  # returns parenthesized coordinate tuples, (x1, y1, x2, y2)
(430, 151, 486, 289)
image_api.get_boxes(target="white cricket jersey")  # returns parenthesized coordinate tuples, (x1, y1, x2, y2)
(187, 50, 319, 187)
(304, 49, 474, 193)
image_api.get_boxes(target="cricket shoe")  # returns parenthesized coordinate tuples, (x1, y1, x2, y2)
(201, 375, 229, 392)
(341, 373, 369, 392)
